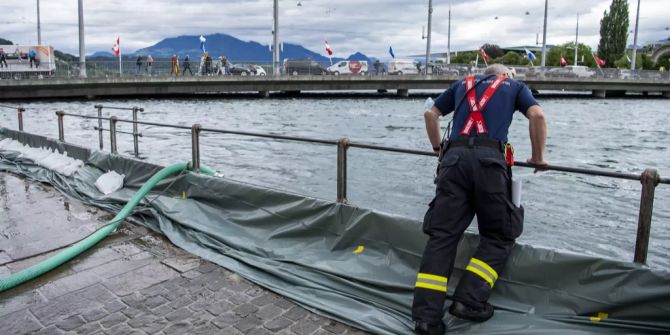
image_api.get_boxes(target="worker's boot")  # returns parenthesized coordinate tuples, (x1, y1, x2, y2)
(448, 301, 494, 322)
(414, 320, 445, 335)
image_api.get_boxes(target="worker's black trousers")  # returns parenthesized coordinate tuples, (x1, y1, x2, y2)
(412, 145, 524, 324)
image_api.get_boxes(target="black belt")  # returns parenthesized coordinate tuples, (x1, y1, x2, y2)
(446, 137, 503, 152)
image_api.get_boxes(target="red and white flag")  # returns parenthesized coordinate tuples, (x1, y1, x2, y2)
(560, 57, 568, 66)
(479, 48, 490, 62)
(592, 53, 606, 67)
(325, 40, 333, 56)
(112, 36, 120, 57)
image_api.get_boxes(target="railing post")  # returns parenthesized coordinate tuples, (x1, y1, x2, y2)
(95, 104, 103, 150)
(17, 107, 25, 132)
(109, 116, 118, 154)
(132, 107, 141, 157)
(191, 124, 201, 172)
(634, 168, 660, 264)
(56, 111, 65, 142)
(337, 138, 350, 203)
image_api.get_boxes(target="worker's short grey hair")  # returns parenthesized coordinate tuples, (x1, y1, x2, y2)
(484, 64, 511, 76)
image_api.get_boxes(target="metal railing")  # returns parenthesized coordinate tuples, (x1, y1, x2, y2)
(6, 108, 669, 264)
(92, 105, 144, 157)
(0, 104, 26, 131)
(3, 59, 669, 80)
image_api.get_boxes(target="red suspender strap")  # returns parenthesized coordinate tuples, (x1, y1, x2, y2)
(460, 75, 507, 136)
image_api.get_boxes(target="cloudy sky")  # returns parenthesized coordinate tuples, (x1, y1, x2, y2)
(1, 0, 668, 58)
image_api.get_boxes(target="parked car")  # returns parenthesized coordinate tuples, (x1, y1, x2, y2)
(546, 65, 594, 78)
(326, 60, 368, 75)
(251, 65, 267, 76)
(283, 59, 328, 75)
(227, 63, 253, 76)
(387, 59, 419, 75)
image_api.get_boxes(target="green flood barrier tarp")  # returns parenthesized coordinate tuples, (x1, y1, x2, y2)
(1, 127, 669, 334)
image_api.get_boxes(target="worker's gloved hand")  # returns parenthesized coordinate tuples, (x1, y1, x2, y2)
(424, 97, 434, 112)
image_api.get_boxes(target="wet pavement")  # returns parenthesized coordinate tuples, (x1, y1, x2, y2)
(0, 172, 368, 335)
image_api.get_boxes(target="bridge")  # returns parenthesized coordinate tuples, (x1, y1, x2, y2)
(1, 75, 668, 100)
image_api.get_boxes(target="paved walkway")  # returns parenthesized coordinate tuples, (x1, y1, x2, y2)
(0, 172, 368, 335)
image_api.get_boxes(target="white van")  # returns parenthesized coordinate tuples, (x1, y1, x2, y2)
(327, 60, 368, 75)
(388, 60, 419, 75)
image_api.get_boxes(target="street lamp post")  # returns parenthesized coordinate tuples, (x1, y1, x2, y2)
(78, 0, 86, 78)
(631, 0, 640, 70)
(36, 0, 41, 45)
(425, 0, 433, 74)
(574, 13, 579, 66)
(447, 3, 451, 64)
(273, 0, 279, 76)
(541, 0, 548, 66)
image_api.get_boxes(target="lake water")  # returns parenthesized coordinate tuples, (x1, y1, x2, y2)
(2, 92, 669, 269)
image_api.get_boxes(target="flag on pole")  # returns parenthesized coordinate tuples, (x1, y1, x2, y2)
(479, 48, 490, 63)
(199, 35, 206, 53)
(592, 53, 606, 67)
(325, 40, 333, 56)
(389, 46, 395, 59)
(560, 56, 568, 66)
(525, 48, 537, 62)
(112, 36, 120, 57)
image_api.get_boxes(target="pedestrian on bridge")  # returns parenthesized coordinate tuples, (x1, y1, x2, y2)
(28, 49, 37, 68)
(146, 55, 154, 76)
(412, 64, 547, 335)
(135, 56, 143, 76)
(0, 48, 7, 68)
(182, 55, 193, 76)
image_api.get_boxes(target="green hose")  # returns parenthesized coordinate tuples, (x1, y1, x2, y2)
(0, 162, 213, 292)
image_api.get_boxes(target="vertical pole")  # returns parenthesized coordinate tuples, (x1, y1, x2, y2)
(447, 3, 451, 65)
(95, 104, 103, 150)
(425, 0, 433, 75)
(336, 138, 349, 203)
(631, 0, 641, 70)
(109, 116, 118, 154)
(191, 124, 201, 172)
(37, 0, 41, 46)
(541, 0, 548, 66)
(132, 107, 140, 157)
(273, 0, 279, 76)
(17, 108, 25, 132)
(634, 168, 659, 264)
(574, 13, 579, 66)
(77, 0, 87, 78)
(56, 111, 65, 142)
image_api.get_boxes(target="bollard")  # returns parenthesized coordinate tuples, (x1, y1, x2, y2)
(132, 107, 141, 157)
(191, 124, 201, 172)
(95, 104, 103, 150)
(337, 138, 350, 203)
(634, 168, 660, 264)
(109, 116, 118, 154)
(56, 111, 65, 142)
(17, 107, 25, 132)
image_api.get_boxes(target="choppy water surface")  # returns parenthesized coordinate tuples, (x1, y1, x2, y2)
(2, 93, 669, 269)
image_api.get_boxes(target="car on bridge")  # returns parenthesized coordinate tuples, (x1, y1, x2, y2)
(326, 60, 368, 75)
(283, 59, 328, 76)
(546, 65, 595, 78)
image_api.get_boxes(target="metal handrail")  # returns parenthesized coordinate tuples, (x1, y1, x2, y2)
(92, 105, 144, 156)
(47, 111, 668, 264)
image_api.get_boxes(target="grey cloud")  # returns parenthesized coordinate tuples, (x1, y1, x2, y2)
(0, 0, 667, 59)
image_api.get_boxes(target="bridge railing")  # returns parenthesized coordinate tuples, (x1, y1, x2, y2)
(4, 59, 669, 81)
(1, 107, 656, 264)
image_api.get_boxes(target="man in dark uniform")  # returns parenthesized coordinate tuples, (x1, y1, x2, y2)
(412, 64, 547, 334)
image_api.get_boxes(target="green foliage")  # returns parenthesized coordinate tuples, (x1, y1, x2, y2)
(450, 51, 478, 64)
(490, 51, 526, 66)
(656, 53, 670, 69)
(545, 42, 595, 67)
(597, 0, 630, 68)
(614, 53, 657, 70)
(480, 44, 504, 59)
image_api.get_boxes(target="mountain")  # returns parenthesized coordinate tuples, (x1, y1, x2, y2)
(90, 51, 116, 58)
(96, 33, 373, 64)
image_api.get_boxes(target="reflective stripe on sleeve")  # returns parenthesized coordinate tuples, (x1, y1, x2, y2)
(415, 273, 448, 292)
(466, 258, 499, 288)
